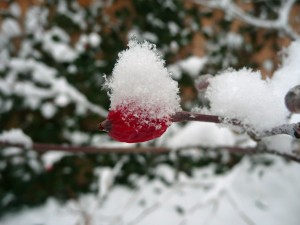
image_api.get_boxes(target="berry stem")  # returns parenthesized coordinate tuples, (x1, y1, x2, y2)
(171, 111, 241, 125)
(171, 111, 300, 139)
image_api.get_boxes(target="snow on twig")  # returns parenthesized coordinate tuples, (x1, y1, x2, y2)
(192, 0, 300, 40)
(171, 111, 300, 139)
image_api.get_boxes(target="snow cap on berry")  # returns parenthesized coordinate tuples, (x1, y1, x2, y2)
(103, 39, 181, 142)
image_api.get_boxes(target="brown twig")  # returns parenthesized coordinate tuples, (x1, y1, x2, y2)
(0, 141, 168, 154)
(171, 111, 300, 139)
(171, 111, 221, 123)
(1, 141, 300, 163)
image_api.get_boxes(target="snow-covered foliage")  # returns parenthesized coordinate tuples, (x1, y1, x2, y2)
(0, 129, 32, 148)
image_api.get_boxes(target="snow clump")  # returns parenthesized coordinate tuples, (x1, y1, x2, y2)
(206, 41, 300, 133)
(105, 40, 181, 126)
(206, 68, 287, 133)
(0, 129, 32, 148)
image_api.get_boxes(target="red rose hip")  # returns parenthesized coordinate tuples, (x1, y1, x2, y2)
(99, 107, 170, 143)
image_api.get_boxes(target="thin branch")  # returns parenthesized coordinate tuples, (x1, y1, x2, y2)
(0, 141, 168, 154)
(171, 111, 240, 125)
(171, 111, 300, 139)
(1, 140, 300, 163)
(192, 0, 300, 40)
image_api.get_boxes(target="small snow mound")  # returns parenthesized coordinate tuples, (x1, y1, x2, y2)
(105, 40, 181, 127)
(0, 129, 32, 148)
(206, 68, 287, 132)
(261, 135, 294, 155)
(168, 122, 235, 149)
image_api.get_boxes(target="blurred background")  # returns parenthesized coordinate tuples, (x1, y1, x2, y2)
(0, 0, 300, 224)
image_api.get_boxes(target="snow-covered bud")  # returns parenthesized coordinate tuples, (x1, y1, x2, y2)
(285, 85, 300, 113)
(100, 40, 181, 143)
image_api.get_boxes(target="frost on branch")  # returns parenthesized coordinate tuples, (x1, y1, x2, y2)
(103, 40, 181, 142)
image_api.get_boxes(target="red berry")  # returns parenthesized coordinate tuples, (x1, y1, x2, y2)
(99, 107, 170, 143)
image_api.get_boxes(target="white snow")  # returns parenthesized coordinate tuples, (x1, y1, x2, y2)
(63, 131, 89, 145)
(105, 40, 181, 126)
(271, 41, 300, 100)
(0, 129, 32, 148)
(88, 32, 101, 47)
(168, 21, 180, 36)
(54, 94, 70, 107)
(206, 41, 300, 133)
(155, 164, 176, 183)
(1, 157, 300, 225)
(206, 68, 287, 132)
(10, 59, 57, 85)
(42, 151, 71, 169)
(226, 32, 243, 49)
(290, 113, 300, 123)
(168, 122, 235, 148)
(142, 32, 158, 43)
(179, 56, 207, 78)
(9, 3, 21, 18)
(41, 102, 57, 119)
(1, 5, 300, 225)
(167, 64, 181, 79)
(263, 59, 274, 72)
(25, 6, 48, 33)
(42, 27, 78, 63)
(170, 41, 179, 53)
(2, 147, 22, 156)
(5, 59, 107, 116)
(128, 29, 159, 44)
(167, 56, 207, 80)
(1, 18, 21, 38)
(48, 43, 78, 63)
(261, 135, 295, 155)
(96, 158, 128, 199)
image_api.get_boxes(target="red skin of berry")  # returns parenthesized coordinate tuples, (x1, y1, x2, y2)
(101, 109, 169, 143)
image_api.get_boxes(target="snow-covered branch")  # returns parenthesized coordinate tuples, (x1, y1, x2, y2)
(2, 59, 108, 117)
(193, 0, 300, 40)
(171, 111, 300, 139)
